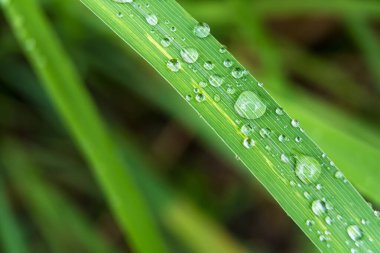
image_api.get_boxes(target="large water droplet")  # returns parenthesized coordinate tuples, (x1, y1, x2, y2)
(146, 14, 158, 26)
(193, 22, 210, 38)
(347, 225, 363, 241)
(209, 74, 224, 87)
(234, 91, 267, 120)
(180, 47, 199, 64)
(312, 200, 327, 216)
(167, 59, 181, 72)
(295, 155, 322, 184)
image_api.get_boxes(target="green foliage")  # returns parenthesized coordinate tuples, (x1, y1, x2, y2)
(76, 0, 380, 251)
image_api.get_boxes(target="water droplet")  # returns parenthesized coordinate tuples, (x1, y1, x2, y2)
(223, 59, 233, 68)
(325, 216, 333, 225)
(219, 46, 227, 54)
(347, 225, 363, 241)
(295, 155, 322, 184)
(117, 12, 124, 18)
(243, 138, 255, 149)
(204, 61, 214, 70)
(295, 137, 302, 143)
(213, 94, 221, 102)
(276, 136, 286, 144)
(185, 95, 192, 101)
(259, 128, 271, 138)
(281, 154, 290, 163)
(161, 37, 171, 47)
(227, 87, 236, 94)
(231, 67, 245, 79)
(234, 91, 267, 120)
(291, 119, 300, 128)
(316, 184, 323, 190)
(170, 26, 177, 32)
(208, 74, 224, 87)
(167, 59, 181, 72)
(306, 219, 314, 226)
(276, 107, 284, 115)
(335, 171, 344, 179)
(374, 210, 380, 217)
(199, 81, 208, 88)
(180, 48, 199, 64)
(146, 14, 158, 26)
(193, 22, 210, 38)
(241, 123, 255, 136)
(312, 200, 327, 216)
(195, 94, 205, 103)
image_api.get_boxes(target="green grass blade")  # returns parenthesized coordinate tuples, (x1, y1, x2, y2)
(1, 142, 121, 253)
(0, 0, 167, 252)
(76, 0, 380, 251)
(0, 177, 28, 253)
(345, 14, 380, 92)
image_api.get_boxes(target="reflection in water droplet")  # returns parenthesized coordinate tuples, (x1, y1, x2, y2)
(243, 138, 255, 149)
(234, 91, 267, 120)
(194, 22, 210, 38)
(167, 59, 181, 72)
(347, 225, 363, 241)
(209, 74, 224, 87)
(241, 123, 255, 136)
(295, 155, 322, 184)
(312, 200, 327, 216)
(180, 47, 199, 63)
(146, 14, 158, 26)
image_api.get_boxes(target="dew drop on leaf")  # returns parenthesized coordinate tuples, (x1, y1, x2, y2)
(347, 225, 363, 241)
(311, 200, 327, 216)
(193, 22, 210, 38)
(146, 14, 158, 26)
(295, 155, 322, 184)
(208, 74, 224, 87)
(180, 47, 199, 64)
(167, 59, 181, 72)
(234, 91, 267, 120)
(243, 138, 255, 149)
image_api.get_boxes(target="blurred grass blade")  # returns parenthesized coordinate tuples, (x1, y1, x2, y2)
(76, 0, 380, 251)
(1, 0, 167, 252)
(345, 14, 380, 92)
(1, 142, 121, 253)
(0, 177, 28, 253)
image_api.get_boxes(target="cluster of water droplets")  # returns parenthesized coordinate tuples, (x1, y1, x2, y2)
(110, 1, 379, 251)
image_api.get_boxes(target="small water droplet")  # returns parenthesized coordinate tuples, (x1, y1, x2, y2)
(241, 123, 255, 136)
(306, 219, 314, 226)
(281, 154, 290, 163)
(213, 94, 221, 102)
(276, 107, 284, 115)
(347, 225, 363, 241)
(195, 94, 205, 103)
(259, 128, 271, 138)
(204, 61, 214, 70)
(295, 137, 302, 143)
(312, 200, 327, 216)
(193, 22, 210, 38)
(335, 171, 344, 179)
(325, 216, 333, 225)
(117, 12, 124, 18)
(146, 14, 158, 26)
(208, 74, 224, 87)
(231, 67, 246, 79)
(234, 91, 267, 120)
(223, 59, 233, 68)
(167, 59, 181, 72)
(291, 119, 300, 128)
(278, 134, 287, 142)
(185, 95, 192, 101)
(219, 46, 227, 54)
(243, 138, 255, 149)
(180, 47, 199, 64)
(161, 37, 171, 47)
(295, 155, 322, 184)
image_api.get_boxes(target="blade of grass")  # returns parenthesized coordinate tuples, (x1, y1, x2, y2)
(76, 0, 380, 251)
(0, 177, 28, 253)
(1, 142, 122, 253)
(0, 0, 167, 252)
(345, 14, 380, 93)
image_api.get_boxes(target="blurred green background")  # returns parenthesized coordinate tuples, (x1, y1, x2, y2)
(1, 0, 380, 252)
